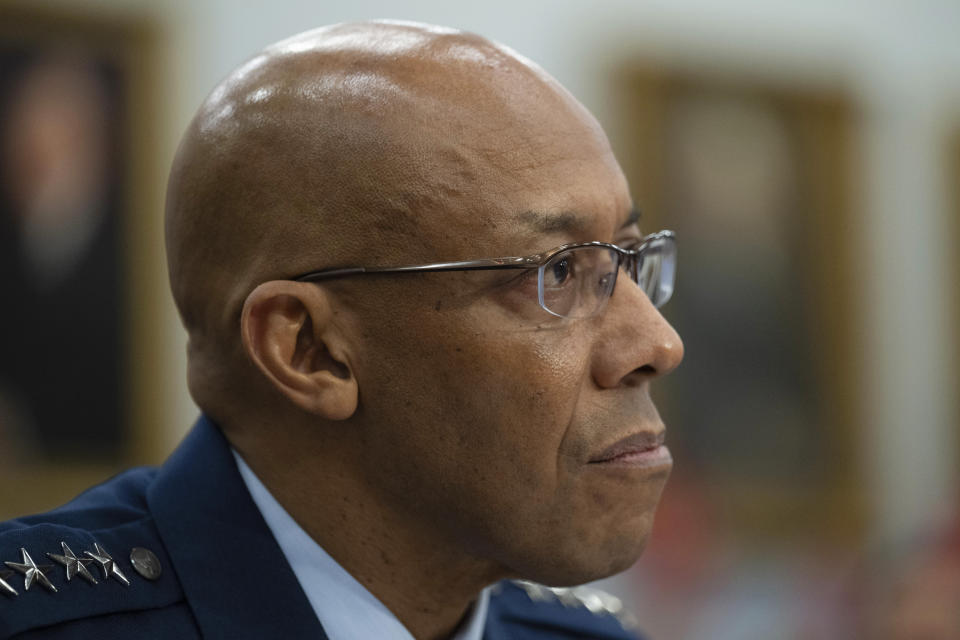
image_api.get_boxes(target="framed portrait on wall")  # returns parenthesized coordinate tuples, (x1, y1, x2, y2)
(0, 6, 165, 519)
(612, 66, 865, 544)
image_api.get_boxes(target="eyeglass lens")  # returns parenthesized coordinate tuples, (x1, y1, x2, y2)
(537, 238, 676, 318)
(636, 236, 675, 309)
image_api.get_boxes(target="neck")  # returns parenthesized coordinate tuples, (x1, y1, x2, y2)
(233, 433, 505, 640)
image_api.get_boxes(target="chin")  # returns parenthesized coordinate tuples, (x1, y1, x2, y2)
(512, 523, 653, 588)
(485, 476, 666, 587)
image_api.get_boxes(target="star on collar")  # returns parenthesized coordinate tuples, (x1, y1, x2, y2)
(0, 569, 18, 597)
(84, 543, 130, 586)
(48, 542, 98, 585)
(4, 548, 57, 593)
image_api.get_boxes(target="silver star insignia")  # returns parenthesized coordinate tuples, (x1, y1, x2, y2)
(515, 580, 552, 602)
(84, 543, 130, 586)
(48, 542, 98, 585)
(0, 569, 17, 597)
(4, 548, 57, 593)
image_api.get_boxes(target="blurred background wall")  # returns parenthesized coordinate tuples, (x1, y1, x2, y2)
(1, 0, 958, 638)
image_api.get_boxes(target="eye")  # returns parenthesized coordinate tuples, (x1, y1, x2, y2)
(552, 258, 571, 283)
(598, 271, 615, 291)
(544, 254, 575, 287)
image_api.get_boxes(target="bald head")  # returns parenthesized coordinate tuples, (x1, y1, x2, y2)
(166, 21, 621, 419)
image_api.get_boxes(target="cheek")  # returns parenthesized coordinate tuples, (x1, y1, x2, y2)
(354, 305, 590, 507)
(471, 321, 583, 409)
(424, 324, 588, 485)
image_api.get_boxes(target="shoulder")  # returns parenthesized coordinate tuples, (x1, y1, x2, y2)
(485, 580, 646, 640)
(1, 466, 154, 535)
(0, 467, 196, 639)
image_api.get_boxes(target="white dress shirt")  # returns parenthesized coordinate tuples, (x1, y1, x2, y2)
(233, 451, 490, 640)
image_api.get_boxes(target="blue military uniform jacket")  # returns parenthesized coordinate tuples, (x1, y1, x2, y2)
(0, 417, 643, 639)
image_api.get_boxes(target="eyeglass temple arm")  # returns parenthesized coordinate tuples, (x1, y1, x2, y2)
(296, 256, 537, 282)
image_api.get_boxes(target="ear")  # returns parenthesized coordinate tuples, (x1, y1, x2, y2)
(241, 280, 358, 420)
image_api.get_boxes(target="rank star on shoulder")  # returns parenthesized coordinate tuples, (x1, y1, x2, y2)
(4, 548, 57, 592)
(48, 542, 98, 584)
(84, 543, 130, 586)
(0, 568, 18, 597)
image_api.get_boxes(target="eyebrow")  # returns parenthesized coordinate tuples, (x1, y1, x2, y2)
(518, 210, 585, 234)
(621, 207, 641, 228)
(517, 207, 642, 234)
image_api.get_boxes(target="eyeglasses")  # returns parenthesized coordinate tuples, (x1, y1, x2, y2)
(294, 230, 676, 319)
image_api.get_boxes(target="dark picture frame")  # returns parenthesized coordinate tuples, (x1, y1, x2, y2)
(0, 6, 166, 519)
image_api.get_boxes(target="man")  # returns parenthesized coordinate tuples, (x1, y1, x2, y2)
(0, 20, 683, 639)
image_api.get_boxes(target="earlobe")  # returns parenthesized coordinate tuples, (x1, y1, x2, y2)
(241, 281, 358, 420)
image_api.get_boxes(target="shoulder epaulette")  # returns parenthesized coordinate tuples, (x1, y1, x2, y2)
(0, 524, 185, 637)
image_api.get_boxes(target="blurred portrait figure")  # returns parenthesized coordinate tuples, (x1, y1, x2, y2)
(666, 88, 816, 487)
(0, 50, 124, 462)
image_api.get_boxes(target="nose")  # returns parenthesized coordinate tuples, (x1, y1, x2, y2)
(590, 273, 684, 389)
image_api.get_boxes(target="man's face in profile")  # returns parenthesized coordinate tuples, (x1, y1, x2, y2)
(170, 22, 684, 590)
(325, 59, 685, 586)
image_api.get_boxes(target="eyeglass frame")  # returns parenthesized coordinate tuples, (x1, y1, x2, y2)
(292, 229, 676, 316)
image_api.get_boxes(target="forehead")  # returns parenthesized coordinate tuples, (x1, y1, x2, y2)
(289, 26, 633, 257)
(428, 154, 632, 258)
(403, 100, 632, 257)
(213, 24, 633, 265)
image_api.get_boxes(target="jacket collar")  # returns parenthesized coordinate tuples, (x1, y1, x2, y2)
(147, 415, 328, 639)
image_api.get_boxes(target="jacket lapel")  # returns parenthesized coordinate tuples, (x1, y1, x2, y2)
(148, 416, 328, 639)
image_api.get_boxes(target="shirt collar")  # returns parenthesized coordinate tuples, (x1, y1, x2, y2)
(232, 450, 490, 640)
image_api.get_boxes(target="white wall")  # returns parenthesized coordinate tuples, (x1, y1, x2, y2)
(32, 0, 960, 544)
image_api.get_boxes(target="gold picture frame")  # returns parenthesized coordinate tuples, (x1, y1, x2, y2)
(613, 65, 865, 544)
(0, 6, 167, 519)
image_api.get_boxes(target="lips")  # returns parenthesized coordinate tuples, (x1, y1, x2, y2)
(589, 430, 666, 464)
